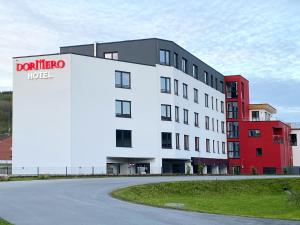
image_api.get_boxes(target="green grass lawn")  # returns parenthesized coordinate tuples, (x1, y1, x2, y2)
(111, 178, 300, 220)
(0, 219, 12, 225)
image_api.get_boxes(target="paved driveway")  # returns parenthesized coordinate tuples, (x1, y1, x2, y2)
(0, 175, 300, 225)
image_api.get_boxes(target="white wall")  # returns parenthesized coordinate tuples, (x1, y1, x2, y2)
(291, 129, 300, 166)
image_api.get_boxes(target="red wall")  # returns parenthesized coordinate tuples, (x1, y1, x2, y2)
(0, 135, 12, 161)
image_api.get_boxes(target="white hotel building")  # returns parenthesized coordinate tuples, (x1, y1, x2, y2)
(13, 38, 227, 175)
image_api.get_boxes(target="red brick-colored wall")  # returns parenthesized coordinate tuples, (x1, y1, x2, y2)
(0, 135, 12, 160)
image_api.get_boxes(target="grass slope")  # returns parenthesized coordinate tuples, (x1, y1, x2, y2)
(112, 178, 300, 220)
(0, 219, 12, 225)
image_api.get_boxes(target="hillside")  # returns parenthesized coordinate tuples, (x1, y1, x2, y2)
(0, 91, 12, 134)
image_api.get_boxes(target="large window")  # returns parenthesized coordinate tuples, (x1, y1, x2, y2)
(184, 135, 189, 150)
(182, 58, 187, 73)
(227, 122, 239, 138)
(252, 111, 260, 121)
(115, 71, 130, 89)
(205, 94, 209, 107)
(227, 102, 238, 119)
(248, 129, 261, 137)
(159, 49, 170, 65)
(161, 104, 172, 121)
(115, 100, 131, 118)
(175, 106, 179, 122)
(176, 133, 180, 149)
(161, 132, 172, 149)
(290, 134, 297, 146)
(194, 88, 198, 103)
(206, 139, 210, 152)
(204, 71, 209, 84)
(195, 137, 199, 151)
(193, 65, 198, 79)
(184, 109, 189, 124)
(160, 77, 171, 93)
(183, 83, 188, 99)
(173, 53, 178, 68)
(205, 116, 210, 130)
(228, 142, 240, 158)
(116, 130, 132, 147)
(104, 52, 118, 60)
(194, 112, 199, 127)
(174, 79, 179, 95)
(226, 82, 238, 98)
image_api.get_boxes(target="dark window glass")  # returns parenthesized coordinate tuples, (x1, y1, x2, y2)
(184, 135, 189, 150)
(194, 112, 199, 127)
(252, 111, 260, 121)
(212, 118, 215, 131)
(210, 75, 213, 87)
(222, 142, 226, 154)
(115, 100, 131, 118)
(194, 88, 198, 103)
(183, 83, 188, 99)
(173, 53, 178, 68)
(176, 133, 180, 149)
(193, 65, 198, 79)
(160, 77, 171, 93)
(159, 50, 170, 65)
(221, 121, 225, 133)
(174, 79, 178, 95)
(161, 104, 172, 121)
(256, 148, 263, 156)
(221, 101, 224, 113)
(204, 71, 209, 84)
(227, 122, 239, 138)
(227, 102, 238, 119)
(290, 134, 297, 146)
(116, 130, 132, 147)
(220, 81, 224, 93)
(184, 109, 189, 124)
(206, 139, 210, 152)
(211, 96, 214, 109)
(226, 82, 238, 98)
(162, 132, 172, 149)
(195, 137, 199, 151)
(115, 71, 130, 89)
(248, 129, 261, 137)
(228, 142, 239, 158)
(205, 93, 209, 107)
(205, 116, 210, 130)
(182, 58, 187, 73)
(175, 106, 179, 122)
(216, 99, 218, 111)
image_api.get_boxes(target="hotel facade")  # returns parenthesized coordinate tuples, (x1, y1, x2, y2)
(13, 38, 227, 175)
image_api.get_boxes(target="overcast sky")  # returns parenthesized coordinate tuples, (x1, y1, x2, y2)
(0, 0, 299, 122)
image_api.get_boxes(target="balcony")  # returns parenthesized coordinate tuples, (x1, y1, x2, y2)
(273, 135, 284, 144)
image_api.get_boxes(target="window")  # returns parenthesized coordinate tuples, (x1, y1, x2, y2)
(227, 122, 239, 138)
(176, 133, 180, 149)
(256, 148, 263, 157)
(115, 100, 131, 118)
(193, 65, 198, 79)
(173, 53, 178, 68)
(104, 52, 118, 60)
(213, 140, 215, 153)
(159, 49, 170, 65)
(205, 94, 209, 107)
(290, 134, 297, 146)
(184, 135, 189, 150)
(227, 102, 238, 119)
(182, 58, 187, 73)
(211, 96, 214, 109)
(221, 101, 224, 113)
(216, 120, 219, 132)
(212, 118, 215, 131)
(252, 111, 260, 121)
(183, 83, 188, 99)
(160, 77, 171, 93)
(161, 132, 172, 149)
(222, 142, 226, 154)
(195, 137, 199, 151)
(206, 139, 210, 152)
(216, 99, 218, 111)
(215, 78, 218, 90)
(220, 81, 224, 93)
(221, 121, 225, 134)
(175, 106, 179, 122)
(226, 82, 238, 98)
(115, 71, 130, 89)
(205, 116, 210, 130)
(241, 82, 244, 99)
(116, 130, 132, 147)
(194, 112, 199, 127)
(161, 104, 172, 121)
(228, 142, 240, 158)
(194, 88, 198, 103)
(184, 109, 189, 124)
(174, 79, 179, 95)
(204, 71, 209, 84)
(210, 75, 213, 87)
(217, 141, 220, 154)
(248, 129, 261, 137)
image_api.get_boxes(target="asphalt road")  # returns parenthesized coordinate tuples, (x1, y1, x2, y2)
(0, 175, 300, 225)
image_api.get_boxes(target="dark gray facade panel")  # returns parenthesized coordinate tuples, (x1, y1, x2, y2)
(59, 38, 225, 93)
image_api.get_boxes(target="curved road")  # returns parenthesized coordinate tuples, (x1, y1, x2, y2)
(0, 175, 300, 225)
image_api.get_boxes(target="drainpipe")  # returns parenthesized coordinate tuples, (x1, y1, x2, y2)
(94, 42, 97, 57)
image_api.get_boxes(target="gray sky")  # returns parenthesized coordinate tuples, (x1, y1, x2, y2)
(0, 0, 299, 121)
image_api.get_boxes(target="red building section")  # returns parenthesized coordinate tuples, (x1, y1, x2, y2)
(0, 134, 12, 161)
(225, 75, 292, 175)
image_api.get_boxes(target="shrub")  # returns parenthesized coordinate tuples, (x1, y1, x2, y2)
(38, 174, 49, 180)
(288, 190, 300, 208)
(0, 175, 10, 181)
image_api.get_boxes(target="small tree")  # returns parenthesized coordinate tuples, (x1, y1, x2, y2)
(186, 164, 191, 175)
(251, 167, 257, 175)
(197, 163, 204, 175)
